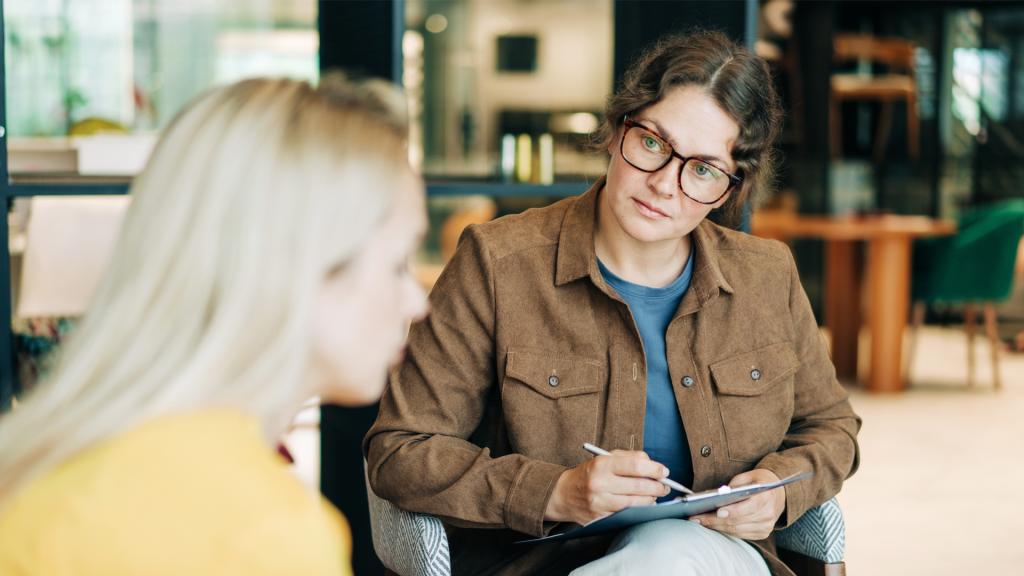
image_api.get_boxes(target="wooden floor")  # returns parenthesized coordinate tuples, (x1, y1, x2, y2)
(284, 325, 1024, 574)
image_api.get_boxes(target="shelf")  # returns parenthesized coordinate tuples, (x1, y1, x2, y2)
(427, 180, 593, 198)
(5, 179, 131, 197)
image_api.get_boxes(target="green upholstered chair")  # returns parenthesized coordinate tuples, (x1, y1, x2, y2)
(908, 199, 1024, 389)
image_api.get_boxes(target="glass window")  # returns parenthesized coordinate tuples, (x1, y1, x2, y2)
(404, 0, 613, 183)
(4, 0, 318, 180)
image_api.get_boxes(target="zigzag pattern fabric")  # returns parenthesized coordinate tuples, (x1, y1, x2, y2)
(366, 480, 451, 576)
(366, 477, 844, 575)
(775, 497, 846, 564)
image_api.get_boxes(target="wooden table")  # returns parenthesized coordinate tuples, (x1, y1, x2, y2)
(752, 212, 956, 393)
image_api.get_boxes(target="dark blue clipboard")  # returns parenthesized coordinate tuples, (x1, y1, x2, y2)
(517, 471, 812, 544)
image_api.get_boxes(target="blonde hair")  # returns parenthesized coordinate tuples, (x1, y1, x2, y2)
(0, 74, 410, 502)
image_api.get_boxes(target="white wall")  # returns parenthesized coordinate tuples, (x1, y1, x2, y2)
(472, 0, 613, 110)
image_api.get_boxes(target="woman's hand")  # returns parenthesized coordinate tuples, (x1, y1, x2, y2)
(689, 469, 786, 541)
(544, 450, 671, 526)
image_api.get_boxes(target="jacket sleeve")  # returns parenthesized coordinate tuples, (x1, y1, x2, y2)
(363, 225, 567, 537)
(755, 247, 862, 528)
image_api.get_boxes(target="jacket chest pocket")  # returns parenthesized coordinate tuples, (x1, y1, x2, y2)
(501, 349, 604, 467)
(710, 342, 799, 463)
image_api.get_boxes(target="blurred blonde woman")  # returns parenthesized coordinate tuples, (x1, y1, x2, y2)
(0, 75, 428, 574)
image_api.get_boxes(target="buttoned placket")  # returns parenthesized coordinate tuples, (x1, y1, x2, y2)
(664, 262, 731, 490)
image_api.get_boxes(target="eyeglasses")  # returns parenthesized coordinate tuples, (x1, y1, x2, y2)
(620, 117, 742, 205)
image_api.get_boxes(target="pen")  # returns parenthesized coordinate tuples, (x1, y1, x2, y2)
(582, 442, 695, 496)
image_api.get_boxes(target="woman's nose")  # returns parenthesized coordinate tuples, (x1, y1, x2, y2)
(647, 159, 680, 198)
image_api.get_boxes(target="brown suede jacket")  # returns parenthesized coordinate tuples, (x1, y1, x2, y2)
(365, 178, 861, 576)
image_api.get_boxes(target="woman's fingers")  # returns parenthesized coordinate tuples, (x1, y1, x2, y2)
(607, 451, 669, 480)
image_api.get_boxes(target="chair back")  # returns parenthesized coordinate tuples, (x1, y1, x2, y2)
(833, 33, 915, 73)
(912, 200, 1024, 303)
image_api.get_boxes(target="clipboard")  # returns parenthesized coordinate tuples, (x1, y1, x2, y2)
(517, 471, 812, 544)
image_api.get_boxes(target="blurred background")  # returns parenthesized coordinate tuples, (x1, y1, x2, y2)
(1, 1, 1023, 574)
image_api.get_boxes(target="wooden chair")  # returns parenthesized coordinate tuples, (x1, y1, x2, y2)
(416, 197, 497, 290)
(438, 197, 497, 262)
(830, 33, 919, 164)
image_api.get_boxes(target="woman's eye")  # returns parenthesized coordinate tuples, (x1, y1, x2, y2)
(642, 136, 662, 152)
(693, 162, 720, 179)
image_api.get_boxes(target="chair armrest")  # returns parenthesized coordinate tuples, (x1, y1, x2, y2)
(366, 469, 843, 572)
(365, 473, 452, 576)
(775, 497, 845, 564)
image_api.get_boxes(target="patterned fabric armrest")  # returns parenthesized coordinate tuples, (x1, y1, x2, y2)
(365, 472, 452, 576)
(366, 470, 843, 575)
(774, 497, 846, 564)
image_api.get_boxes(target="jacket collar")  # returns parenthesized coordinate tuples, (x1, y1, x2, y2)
(681, 220, 736, 315)
(554, 177, 734, 303)
(554, 177, 603, 286)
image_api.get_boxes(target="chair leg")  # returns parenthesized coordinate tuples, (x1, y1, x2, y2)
(904, 301, 925, 385)
(964, 304, 977, 388)
(983, 303, 1002, 391)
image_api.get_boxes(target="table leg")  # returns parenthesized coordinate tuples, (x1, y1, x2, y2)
(866, 236, 912, 392)
(825, 240, 861, 380)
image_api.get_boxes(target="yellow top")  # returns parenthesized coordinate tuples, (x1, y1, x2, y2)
(0, 410, 352, 575)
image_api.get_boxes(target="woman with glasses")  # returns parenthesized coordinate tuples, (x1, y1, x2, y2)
(0, 75, 428, 574)
(367, 30, 860, 576)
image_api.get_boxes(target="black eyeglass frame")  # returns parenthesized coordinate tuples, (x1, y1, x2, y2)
(619, 117, 743, 205)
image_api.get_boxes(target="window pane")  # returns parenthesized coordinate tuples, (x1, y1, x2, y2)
(4, 0, 318, 180)
(404, 0, 613, 183)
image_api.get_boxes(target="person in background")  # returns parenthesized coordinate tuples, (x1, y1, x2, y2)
(0, 74, 428, 575)
(366, 30, 860, 575)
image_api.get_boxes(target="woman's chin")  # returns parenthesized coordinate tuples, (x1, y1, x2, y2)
(621, 216, 674, 243)
(319, 372, 388, 407)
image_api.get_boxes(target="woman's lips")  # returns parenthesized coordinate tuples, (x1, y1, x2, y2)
(632, 197, 670, 219)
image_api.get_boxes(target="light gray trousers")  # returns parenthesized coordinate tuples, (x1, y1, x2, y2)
(570, 519, 771, 576)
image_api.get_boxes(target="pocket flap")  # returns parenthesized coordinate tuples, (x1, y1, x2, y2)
(505, 349, 603, 399)
(710, 342, 800, 397)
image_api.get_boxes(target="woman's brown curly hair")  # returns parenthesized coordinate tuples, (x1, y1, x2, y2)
(593, 30, 782, 228)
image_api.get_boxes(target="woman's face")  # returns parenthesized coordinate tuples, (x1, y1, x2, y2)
(312, 169, 429, 406)
(603, 85, 740, 244)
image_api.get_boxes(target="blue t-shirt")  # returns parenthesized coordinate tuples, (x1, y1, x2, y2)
(598, 251, 695, 497)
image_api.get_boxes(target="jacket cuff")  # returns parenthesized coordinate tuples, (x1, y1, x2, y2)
(754, 453, 810, 529)
(504, 459, 568, 536)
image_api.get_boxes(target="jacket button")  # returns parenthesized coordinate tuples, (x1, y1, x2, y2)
(548, 375, 560, 387)
(700, 445, 712, 457)
(750, 369, 761, 381)
(681, 376, 695, 388)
